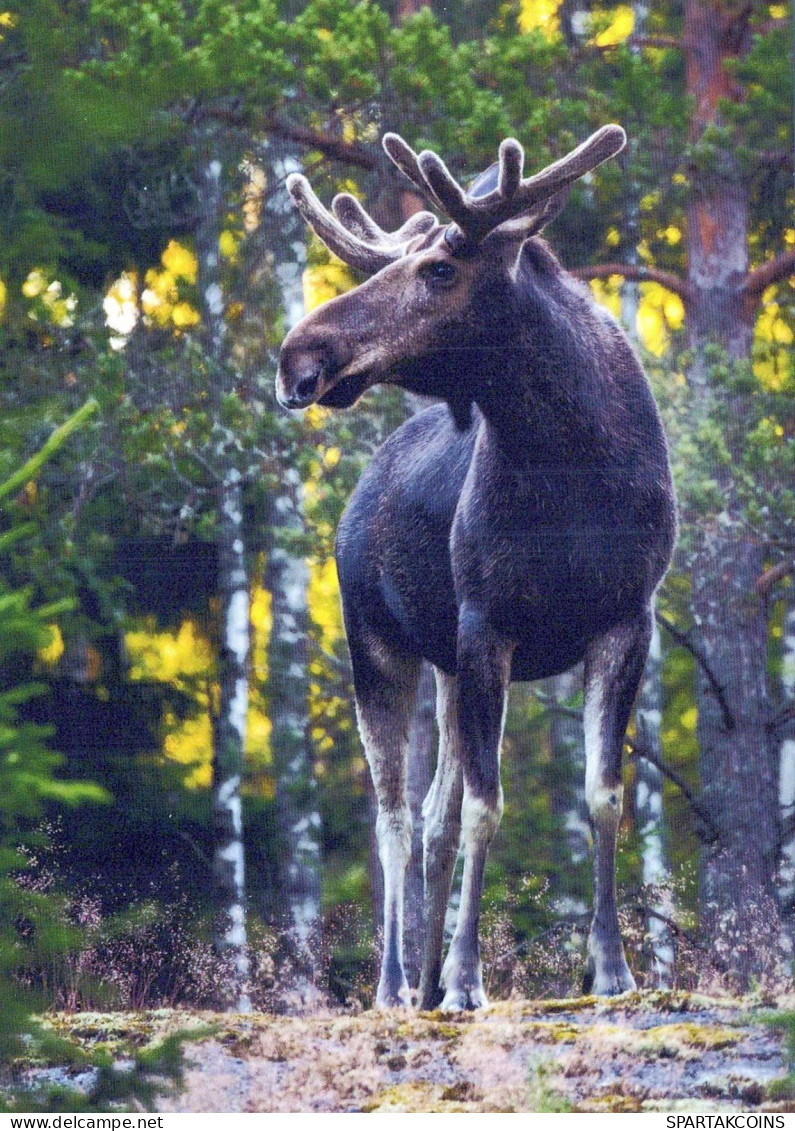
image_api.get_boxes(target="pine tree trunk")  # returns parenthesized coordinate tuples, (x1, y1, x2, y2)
(197, 153, 251, 1011)
(691, 533, 785, 985)
(779, 599, 795, 914)
(683, 0, 787, 988)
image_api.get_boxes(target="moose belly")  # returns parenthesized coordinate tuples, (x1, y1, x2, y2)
(373, 523, 645, 683)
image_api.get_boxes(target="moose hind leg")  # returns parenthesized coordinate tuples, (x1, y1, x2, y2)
(582, 610, 652, 995)
(352, 637, 421, 1008)
(418, 668, 464, 1010)
(440, 604, 509, 1011)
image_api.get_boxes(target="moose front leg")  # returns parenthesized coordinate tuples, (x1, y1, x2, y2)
(439, 605, 510, 1011)
(352, 644, 422, 1008)
(582, 610, 653, 995)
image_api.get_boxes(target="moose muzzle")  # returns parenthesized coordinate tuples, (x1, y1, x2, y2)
(276, 341, 333, 409)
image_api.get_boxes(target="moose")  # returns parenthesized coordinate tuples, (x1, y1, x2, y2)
(276, 126, 676, 1011)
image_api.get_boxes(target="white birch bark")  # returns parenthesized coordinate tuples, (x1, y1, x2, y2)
(263, 144, 322, 996)
(614, 10, 675, 979)
(197, 154, 251, 1011)
(264, 473, 322, 996)
(635, 619, 675, 987)
(545, 668, 590, 918)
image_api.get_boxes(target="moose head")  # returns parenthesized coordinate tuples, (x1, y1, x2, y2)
(276, 125, 626, 427)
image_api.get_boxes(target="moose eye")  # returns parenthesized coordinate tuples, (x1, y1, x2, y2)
(421, 261, 456, 287)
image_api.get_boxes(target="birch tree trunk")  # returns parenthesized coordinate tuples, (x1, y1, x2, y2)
(265, 475, 322, 998)
(264, 144, 322, 998)
(544, 668, 590, 917)
(615, 19, 675, 979)
(196, 153, 251, 1011)
(404, 662, 435, 986)
(212, 469, 252, 1011)
(683, 0, 787, 988)
(635, 620, 675, 987)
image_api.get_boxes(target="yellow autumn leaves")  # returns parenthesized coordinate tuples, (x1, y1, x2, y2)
(125, 594, 273, 792)
(518, 0, 635, 46)
(103, 234, 239, 347)
(120, 557, 344, 795)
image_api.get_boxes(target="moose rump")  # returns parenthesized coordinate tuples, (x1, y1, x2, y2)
(277, 125, 676, 1011)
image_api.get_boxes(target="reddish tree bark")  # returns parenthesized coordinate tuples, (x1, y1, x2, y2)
(682, 0, 788, 988)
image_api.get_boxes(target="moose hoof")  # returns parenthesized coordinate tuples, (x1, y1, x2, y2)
(582, 953, 636, 997)
(439, 981, 488, 1012)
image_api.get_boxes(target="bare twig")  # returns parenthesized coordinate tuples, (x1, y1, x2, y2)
(308, 636, 352, 680)
(265, 113, 379, 172)
(655, 610, 736, 731)
(628, 738, 721, 845)
(174, 827, 213, 870)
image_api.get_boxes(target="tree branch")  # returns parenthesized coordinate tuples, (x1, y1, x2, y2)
(769, 704, 795, 739)
(756, 558, 795, 596)
(571, 263, 692, 303)
(533, 689, 583, 720)
(655, 611, 736, 731)
(629, 903, 702, 947)
(630, 34, 680, 49)
(308, 636, 352, 680)
(628, 739, 720, 845)
(745, 251, 795, 300)
(264, 113, 379, 172)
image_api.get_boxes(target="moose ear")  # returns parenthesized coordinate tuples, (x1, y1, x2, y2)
(498, 187, 572, 241)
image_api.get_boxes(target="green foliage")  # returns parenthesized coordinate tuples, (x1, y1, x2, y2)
(1, 1023, 210, 1113)
(763, 1011, 795, 1102)
(0, 404, 107, 1076)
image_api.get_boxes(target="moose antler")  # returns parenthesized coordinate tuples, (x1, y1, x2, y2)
(286, 125, 626, 270)
(285, 174, 438, 274)
(383, 125, 626, 245)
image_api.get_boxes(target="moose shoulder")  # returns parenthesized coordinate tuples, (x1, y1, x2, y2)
(277, 127, 676, 1011)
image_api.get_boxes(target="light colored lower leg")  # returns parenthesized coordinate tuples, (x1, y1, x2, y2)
(440, 786, 503, 1010)
(357, 684, 417, 1007)
(375, 806, 412, 1003)
(419, 669, 463, 1008)
(583, 660, 636, 996)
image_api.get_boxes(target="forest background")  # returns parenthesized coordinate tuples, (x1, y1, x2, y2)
(0, 0, 793, 1073)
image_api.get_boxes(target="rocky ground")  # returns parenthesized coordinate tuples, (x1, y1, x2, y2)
(32, 991, 795, 1113)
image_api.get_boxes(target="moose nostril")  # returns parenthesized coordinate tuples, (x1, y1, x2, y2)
(295, 374, 319, 401)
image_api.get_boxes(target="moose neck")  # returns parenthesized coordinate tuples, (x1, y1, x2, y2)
(458, 249, 621, 467)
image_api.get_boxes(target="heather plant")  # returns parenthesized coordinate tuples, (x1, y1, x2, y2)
(15, 860, 241, 1013)
(15, 834, 376, 1015)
